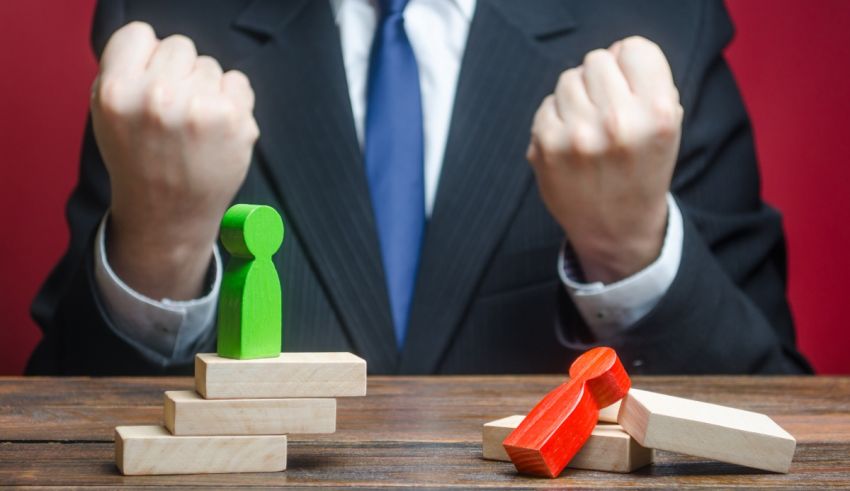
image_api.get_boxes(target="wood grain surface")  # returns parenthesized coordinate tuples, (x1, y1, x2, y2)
(1, 375, 849, 488)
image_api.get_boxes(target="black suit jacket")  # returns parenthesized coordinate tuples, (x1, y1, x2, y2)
(27, 0, 812, 375)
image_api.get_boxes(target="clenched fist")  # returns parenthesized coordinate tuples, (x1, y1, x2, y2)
(91, 22, 259, 300)
(528, 36, 683, 284)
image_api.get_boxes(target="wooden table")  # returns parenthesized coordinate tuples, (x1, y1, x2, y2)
(1, 376, 849, 488)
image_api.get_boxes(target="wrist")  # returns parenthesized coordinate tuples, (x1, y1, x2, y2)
(106, 210, 218, 300)
(569, 201, 668, 284)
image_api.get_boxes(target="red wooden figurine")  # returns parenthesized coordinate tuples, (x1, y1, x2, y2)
(502, 346, 631, 478)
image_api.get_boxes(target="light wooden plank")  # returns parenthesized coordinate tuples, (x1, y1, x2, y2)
(163, 390, 335, 435)
(195, 352, 367, 399)
(483, 415, 525, 462)
(599, 400, 621, 423)
(483, 416, 653, 473)
(114, 425, 286, 475)
(618, 388, 796, 473)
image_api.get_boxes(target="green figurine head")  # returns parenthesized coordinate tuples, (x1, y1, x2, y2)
(220, 204, 284, 259)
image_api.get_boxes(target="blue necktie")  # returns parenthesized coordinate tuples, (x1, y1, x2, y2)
(364, 0, 425, 349)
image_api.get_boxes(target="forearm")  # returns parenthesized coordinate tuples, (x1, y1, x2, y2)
(562, 193, 682, 340)
(95, 212, 220, 362)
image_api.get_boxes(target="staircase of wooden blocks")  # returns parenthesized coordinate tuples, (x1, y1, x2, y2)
(114, 352, 367, 475)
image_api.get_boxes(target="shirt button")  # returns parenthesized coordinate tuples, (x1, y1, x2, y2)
(632, 359, 644, 368)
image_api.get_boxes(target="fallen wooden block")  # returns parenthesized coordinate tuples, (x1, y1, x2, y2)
(618, 388, 796, 473)
(195, 352, 367, 399)
(483, 415, 653, 473)
(164, 390, 336, 435)
(502, 347, 631, 477)
(115, 425, 286, 475)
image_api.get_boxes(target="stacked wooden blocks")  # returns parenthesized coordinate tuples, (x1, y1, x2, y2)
(114, 205, 371, 475)
(116, 352, 367, 475)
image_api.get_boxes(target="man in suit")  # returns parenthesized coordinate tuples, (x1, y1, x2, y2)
(27, 0, 811, 375)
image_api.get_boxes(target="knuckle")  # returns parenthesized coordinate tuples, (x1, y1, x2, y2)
(569, 128, 591, 156)
(622, 36, 666, 64)
(603, 109, 625, 146)
(220, 102, 239, 128)
(583, 48, 612, 67)
(556, 69, 580, 92)
(119, 21, 155, 40)
(530, 124, 550, 149)
(96, 77, 122, 114)
(196, 55, 222, 71)
(537, 129, 567, 162)
(245, 117, 261, 142)
(224, 70, 252, 89)
(622, 35, 657, 52)
(650, 99, 681, 138)
(187, 97, 212, 124)
(163, 34, 197, 53)
(228, 69, 249, 81)
(536, 94, 556, 120)
(604, 108, 637, 149)
(141, 81, 170, 123)
(144, 79, 167, 102)
(556, 70, 571, 88)
(223, 71, 256, 108)
(188, 96, 238, 133)
(570, 124, 603, 156)
(185, 99, 209, 133)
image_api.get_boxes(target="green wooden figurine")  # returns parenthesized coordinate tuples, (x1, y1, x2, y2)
(217, 204, 284, 359)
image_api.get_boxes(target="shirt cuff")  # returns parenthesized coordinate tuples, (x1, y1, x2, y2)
(93, 212, 220, 364)
(559, 193, 683, 339)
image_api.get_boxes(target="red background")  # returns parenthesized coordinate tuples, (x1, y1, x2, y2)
(1, 1, 848, 374)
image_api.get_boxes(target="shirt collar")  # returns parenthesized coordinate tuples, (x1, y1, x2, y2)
(330, 0, 476, 23)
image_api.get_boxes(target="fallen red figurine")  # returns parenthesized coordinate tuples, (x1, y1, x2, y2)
(502, 346, 631, 478)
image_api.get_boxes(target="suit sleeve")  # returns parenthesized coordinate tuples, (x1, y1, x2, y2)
(25, 0, 207, 375)
(559, 0, 812, 374)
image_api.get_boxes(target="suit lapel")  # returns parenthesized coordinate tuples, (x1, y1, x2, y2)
(399, 0, 579, 373)
(233, 0, 398, 372)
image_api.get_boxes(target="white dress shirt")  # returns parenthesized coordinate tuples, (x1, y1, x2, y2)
(94, 0, 684, 364)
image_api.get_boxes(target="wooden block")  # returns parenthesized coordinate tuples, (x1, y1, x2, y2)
(598, 400, 621, 423)
(484, 415, 526, 462)
(217, 204, 285, 360)
(115, 425, 286, 475)
(195, 352, 367, 399)
(164, 390, 335, 435)
(618, 388, 796, 473)
(483, 415, 654, 473)
(502, 347, 631, 478)
(572, 424, 654, 473)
